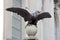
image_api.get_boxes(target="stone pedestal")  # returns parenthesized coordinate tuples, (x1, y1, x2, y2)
(24, 25, 38, 40)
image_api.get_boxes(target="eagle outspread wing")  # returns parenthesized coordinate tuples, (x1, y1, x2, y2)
(36, 12, 51, 20)
(6, 7, 32, 21)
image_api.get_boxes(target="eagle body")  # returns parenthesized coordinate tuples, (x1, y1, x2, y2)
(28, 16, 37, 25)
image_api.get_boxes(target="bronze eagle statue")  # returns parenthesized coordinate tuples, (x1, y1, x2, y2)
(6, 7, 51, 26)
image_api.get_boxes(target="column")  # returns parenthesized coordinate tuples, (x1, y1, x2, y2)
(43, 0, 55, 40)
(4, 0, 13, 40)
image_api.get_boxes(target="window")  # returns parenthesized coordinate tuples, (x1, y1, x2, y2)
(12, 0, 22, 40)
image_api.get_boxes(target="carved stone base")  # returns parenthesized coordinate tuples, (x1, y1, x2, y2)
(24, 38, 38, 40)
(24, 37, 38, 40)
(25, 39, 37, 40)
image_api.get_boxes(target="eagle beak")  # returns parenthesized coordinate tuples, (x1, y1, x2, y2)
(37, 11, 40, 13)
